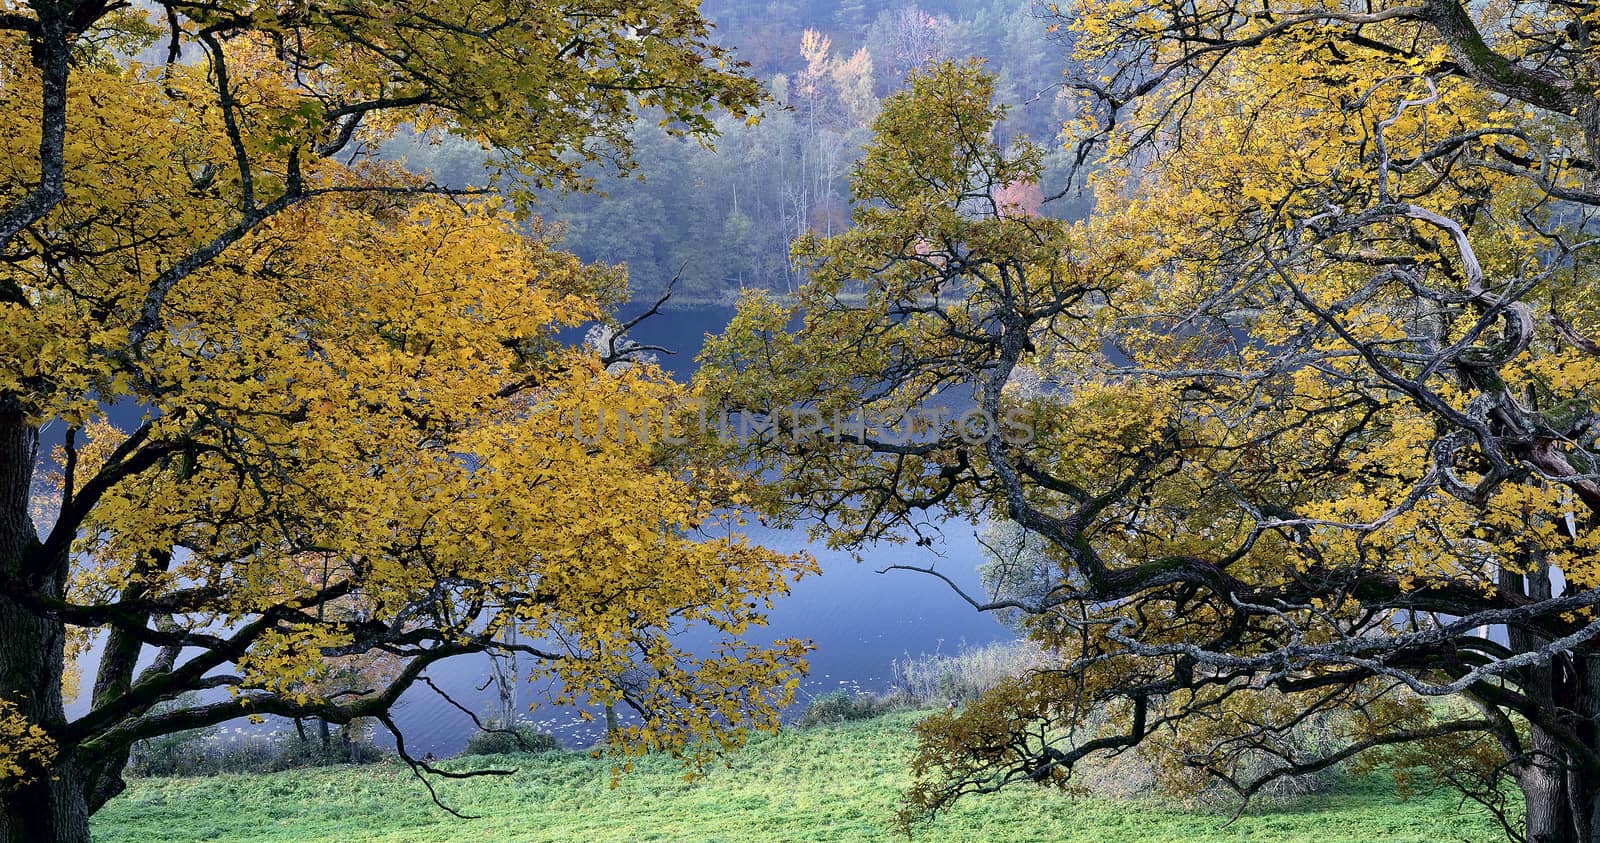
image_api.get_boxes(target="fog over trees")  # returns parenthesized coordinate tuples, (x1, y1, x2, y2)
(389, 0, 1085, 301)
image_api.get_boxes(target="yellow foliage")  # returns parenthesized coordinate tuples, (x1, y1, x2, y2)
(697, 23, 1600, 827)
(0, 1, 795, 782)
(0, 697, 56, 791)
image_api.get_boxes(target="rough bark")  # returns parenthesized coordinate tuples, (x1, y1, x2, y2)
(0, 410, 90, 843)
(1522, 728, 1580, 843)
(0, 13, 69, 254)
(76, 577, 156, 812)
(1507, 565, 1600, 843)
(1516, 704, 1600, 843)
(1570, 657, 1600, 843)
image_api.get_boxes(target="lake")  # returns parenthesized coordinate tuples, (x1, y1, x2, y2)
(59, 303, 1013, 755)
(390, 302, 1012, 754)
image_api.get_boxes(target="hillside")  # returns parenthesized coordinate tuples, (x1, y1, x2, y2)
(94, 712, 1504, 843)
(387, 0, 1085, 302)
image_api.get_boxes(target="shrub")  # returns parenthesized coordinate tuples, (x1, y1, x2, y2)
(125, 727, 213, 778)
(796, 690, 901, 727)
(1066, 708, 1343, 804)
(889, 640, 1044, 707)
(883, 640, 1339, 803)
(458, 725, 560, 757)
(790, 641, 1043, 730)
(127, 718, 386, 778)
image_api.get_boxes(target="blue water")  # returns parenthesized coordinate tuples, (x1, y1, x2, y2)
(59, 303, 1012, 754)
(397, 520, 1009, 754)
(391, 303, 1011, 753)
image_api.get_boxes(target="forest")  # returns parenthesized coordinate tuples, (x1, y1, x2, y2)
(388, 0, 1087, 300)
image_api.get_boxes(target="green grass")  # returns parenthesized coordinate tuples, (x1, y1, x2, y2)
(93, 711, 1505, 842)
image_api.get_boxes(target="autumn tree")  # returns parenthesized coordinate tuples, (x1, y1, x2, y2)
(0, 3, 816, 842)
(696, 46, 1600, 843)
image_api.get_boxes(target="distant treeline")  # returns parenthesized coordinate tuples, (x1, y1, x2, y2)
(385, 0, 1087, 302)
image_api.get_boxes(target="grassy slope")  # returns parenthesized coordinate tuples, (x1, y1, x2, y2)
(94, 711, 1503, 843)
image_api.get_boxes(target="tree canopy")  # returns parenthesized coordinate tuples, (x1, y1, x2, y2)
(696, 9, 1600, 834)
(0, 3, 807, 842)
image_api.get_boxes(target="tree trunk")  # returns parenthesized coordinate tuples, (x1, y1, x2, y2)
(1553, 654, 1600, 843)
(0, 749, 91, 843)
(1504, 556, 1600, 843)
(604, 703, 620, 741)
(0, 411, 90, 843)
(1517, 714, 1600, 843)
(1521, 727, 1580, 843)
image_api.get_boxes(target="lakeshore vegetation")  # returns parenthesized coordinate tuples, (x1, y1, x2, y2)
(94, 712, 1502, 843)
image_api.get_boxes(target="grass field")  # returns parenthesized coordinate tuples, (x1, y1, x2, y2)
(93, 711, 1506, 842)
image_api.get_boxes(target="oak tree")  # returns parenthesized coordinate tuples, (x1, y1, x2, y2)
(697, 44, 1600, 843)
(0, 3, 812, 842)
